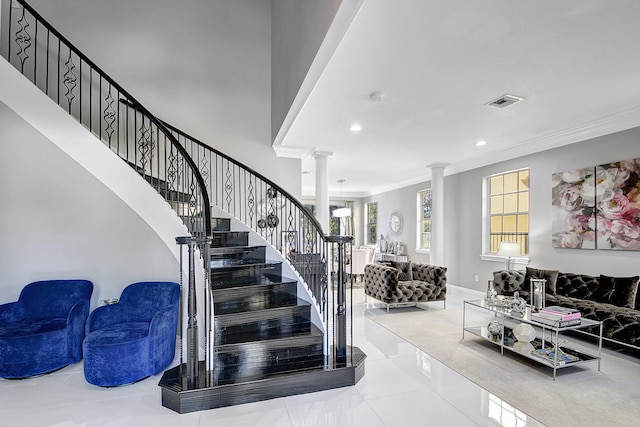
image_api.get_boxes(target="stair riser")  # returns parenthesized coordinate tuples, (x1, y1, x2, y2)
(211, 218, 231, 232)
(215, 315, 312, 345)
(215, 302, 309, 327)
(213, 282, 298, 315)
(213, 343, 324, 383)
(211, 232, 249, 247)
(211, 264, 282, 287)
(210, 246, 266, 266)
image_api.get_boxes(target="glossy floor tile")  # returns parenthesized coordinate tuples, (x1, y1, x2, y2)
(0, 286, 548, 426)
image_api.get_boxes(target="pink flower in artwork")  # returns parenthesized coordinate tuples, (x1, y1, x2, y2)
(599, 192, 632, 220)
(557, 183, 584, 211)
(553, 157, 640, 250)
(552, 231, 584, 249)
(609, 218, 640, 249)
(568, 214, 591, 233)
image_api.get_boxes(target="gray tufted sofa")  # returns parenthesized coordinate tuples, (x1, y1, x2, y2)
(493, 268, 640, 351)
(364, 262, 447, 312)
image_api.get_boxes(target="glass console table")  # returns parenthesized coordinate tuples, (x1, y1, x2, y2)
(462, 299, 603, 379)
(377, 253, 408, 262)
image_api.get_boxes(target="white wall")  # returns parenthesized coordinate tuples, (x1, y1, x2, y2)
(0, 101, 179, 308)
(362, 180, 433, 265)
(362, 127, 640, 291)
(450, 126, 640, 291)
(271, 0, 342, 142)
(26, 0, 302, 198)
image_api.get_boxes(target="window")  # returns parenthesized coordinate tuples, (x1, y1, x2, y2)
(418, 189, 432, 250)
(488, 168, 529, 254)
(365, 202, 377, 244)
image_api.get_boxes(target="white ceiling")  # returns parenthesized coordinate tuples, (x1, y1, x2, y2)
(277, 0, 640, 198)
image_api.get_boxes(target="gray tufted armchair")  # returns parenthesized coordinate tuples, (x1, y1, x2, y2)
(364, 262, 447, 312)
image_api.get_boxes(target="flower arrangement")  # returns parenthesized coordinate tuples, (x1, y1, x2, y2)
(552, 158, 640, 250)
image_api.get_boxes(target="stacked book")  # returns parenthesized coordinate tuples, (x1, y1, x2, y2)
(530, 347, 581, 366)
(531, 306, 582, 327)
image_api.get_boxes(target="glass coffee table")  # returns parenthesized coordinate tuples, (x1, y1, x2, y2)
(462, 299, 603, 379)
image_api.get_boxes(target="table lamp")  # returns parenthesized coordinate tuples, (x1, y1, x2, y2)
(497, 241, 521, 271)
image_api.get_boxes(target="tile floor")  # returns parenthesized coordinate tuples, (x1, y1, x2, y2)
(0, 286, 546, 427)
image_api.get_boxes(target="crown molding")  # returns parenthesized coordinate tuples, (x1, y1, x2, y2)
(446, 106, 640, 176)
(272, 145, 312, 159)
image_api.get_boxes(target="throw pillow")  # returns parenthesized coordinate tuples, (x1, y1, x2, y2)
(557, 273, 599, 299)
(390, 261, 412, 281)
(525, 267, 559, 295)
(598, 275, 640, 308)
(492, 270, 526, 295)
(589, 277, 614, 304)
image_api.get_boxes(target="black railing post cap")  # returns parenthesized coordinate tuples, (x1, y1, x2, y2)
(325, 235, 354, 243)
(176, 236, 213, 245)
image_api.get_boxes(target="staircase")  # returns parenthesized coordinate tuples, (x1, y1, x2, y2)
(159, 217, 365, 413)
(210, 217, 325, 382)
(3, 1, 365, 414)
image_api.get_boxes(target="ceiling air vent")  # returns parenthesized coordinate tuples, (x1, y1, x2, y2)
(485, 94, 524, 109)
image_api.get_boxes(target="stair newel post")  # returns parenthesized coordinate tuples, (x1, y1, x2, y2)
(199, 235, 214, 386)
(177, 237, 185, 380)
(327, 235, 352, 367)
(176, 236, 200, 388)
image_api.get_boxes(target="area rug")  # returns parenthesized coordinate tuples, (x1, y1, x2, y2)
(368, 301, 640, 427)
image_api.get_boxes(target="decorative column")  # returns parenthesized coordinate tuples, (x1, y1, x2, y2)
(314, 151, 333, 234)
(429, 164, 446, 266)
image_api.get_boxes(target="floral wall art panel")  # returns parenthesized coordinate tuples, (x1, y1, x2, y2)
(595, 158, 640, 250)
(551, 167, 597, 249)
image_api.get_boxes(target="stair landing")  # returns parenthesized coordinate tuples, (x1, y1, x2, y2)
(159, 347, 365, 413)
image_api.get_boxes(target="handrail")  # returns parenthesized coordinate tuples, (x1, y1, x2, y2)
(161, 119, 326, 240)
(116, 96, 326, 239)
(3, 0, 211, 237)
(168, 120, 330, 310)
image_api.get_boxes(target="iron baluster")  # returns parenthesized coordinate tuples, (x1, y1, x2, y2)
(15, 6, 31, 72)
(62, 49, 76, 113)
(104, 86, 116, 143)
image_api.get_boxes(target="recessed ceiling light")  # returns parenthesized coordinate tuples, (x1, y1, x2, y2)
(349, 124, 362, 133)
(476, 140, 487, 147)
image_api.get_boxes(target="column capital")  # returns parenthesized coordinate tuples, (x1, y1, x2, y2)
(427, 163, 448, 170)
(313, 150, 334, 159)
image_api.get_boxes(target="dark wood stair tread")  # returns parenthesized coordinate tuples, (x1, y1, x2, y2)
(210, 273, 291, 289)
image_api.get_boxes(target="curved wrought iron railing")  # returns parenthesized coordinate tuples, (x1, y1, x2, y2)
(1, 0, 211, 237)
(162, 121, 330, 315)
(165, 121, 352, 365)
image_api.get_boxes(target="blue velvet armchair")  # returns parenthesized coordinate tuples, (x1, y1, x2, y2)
(0, 279, 94, 378)
(83, 281, 180, 386)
